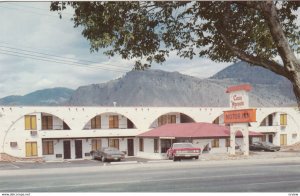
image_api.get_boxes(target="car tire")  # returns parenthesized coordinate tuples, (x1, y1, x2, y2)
(195, 156, 199, 160)
(173, 156, 177, 162)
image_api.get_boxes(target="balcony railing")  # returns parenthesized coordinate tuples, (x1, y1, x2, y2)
(42, 125, 69, 130)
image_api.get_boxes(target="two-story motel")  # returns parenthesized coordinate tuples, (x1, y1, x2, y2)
(0, 106, 299, 161)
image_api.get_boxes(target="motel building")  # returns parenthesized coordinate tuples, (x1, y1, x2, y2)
(0, 105, 299, 162)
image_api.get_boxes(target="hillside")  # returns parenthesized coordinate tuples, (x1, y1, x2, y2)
(0, 87, 74, 106)
(68, 62, 296, 107)
(0, 61, 297, 107)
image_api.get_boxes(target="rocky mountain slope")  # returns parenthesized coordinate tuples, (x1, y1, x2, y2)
(68, 62, 296, 107)
(0, 61, 297, 107)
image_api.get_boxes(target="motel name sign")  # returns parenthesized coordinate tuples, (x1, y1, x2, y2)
(224, 84, 256, 156)
(224, 109, 256, 124)
(224, 84, 256, 123)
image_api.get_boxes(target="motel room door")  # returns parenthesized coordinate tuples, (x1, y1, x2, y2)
(75, 140, 83, 159)
(127, 139, 134, 156)
(63, 141, 71, 159)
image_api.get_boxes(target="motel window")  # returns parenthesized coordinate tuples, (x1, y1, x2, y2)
(280, 134, 287, 146)
(109, 139, 119, 149)
(25, 115, 37, 130)
(225, 138, 230, 147)
(92, 139, 102, 151)
(268, 114, 273, 126)
(42, 115, 53, 130)
(211, 139, 219, 148)
(91, 115, 101, 129)
(158, 115, 176, 126)
(280, 114, 287, 126)
(42, 141, 54, 155)
(139, 139, 144, 152)
(109, 115, 119, 129)
(154, 139, 159, 153)
(25, 142, 38, 157)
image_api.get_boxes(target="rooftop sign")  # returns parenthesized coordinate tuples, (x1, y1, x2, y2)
(226, 84, 252, 110)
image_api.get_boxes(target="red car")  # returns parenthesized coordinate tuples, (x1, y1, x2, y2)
(167, 143, 201, 161)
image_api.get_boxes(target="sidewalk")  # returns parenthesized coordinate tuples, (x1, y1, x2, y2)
(199, 150, 300, 162)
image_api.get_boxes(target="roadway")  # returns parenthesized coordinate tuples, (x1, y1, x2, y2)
(1, 159, 300, 192)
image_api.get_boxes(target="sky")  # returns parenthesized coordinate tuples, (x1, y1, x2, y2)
(2, 2, 298, 98)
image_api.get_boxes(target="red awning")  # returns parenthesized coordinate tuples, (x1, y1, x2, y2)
(138, 122, 263, 138)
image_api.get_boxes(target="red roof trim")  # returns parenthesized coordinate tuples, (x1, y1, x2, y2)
(138, 122, 263, 138)
(226, 84, 252, 93)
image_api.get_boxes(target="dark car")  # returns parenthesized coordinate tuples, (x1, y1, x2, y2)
(250, 141, 280, 152)
(90, 147, 125, 162)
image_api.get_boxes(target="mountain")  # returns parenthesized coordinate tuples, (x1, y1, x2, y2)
(0, 87, 74, 106)
(210, 61, 296, 106)
(68, 62, 297, 107)
(211, 61, 289, 85)
(0, 61, 297, 107)
(68, 70, 229, 106)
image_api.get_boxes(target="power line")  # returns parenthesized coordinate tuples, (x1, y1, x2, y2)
(1, 2, 74, 16)
(0, 49, 130, 73)
(0, 45, 130, 71)
(0, 5, 69, 21)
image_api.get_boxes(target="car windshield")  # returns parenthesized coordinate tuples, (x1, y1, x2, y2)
(261, 142, 276, 147)
(103, 147, 119, 153)
(173, 143, 194, 148)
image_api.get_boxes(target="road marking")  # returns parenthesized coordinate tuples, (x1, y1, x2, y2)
(9, 163, 20, 169)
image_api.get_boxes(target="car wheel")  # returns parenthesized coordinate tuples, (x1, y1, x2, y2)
(173, 156, 177, 162)
(195, 156, 199, 160)
(101, 156, 106, 162)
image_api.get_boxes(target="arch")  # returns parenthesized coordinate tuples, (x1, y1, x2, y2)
(1, 110, 72, 153)
(149, 112, 196, 128)
(41, 112, 71, 130)
(258, 110, 299, 129)
(212, 114, 224, 125)
(83, 112, 138, 130)
(235, 130, 244, 152)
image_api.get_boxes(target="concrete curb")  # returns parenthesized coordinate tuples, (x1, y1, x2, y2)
(147, 160, 173, 163)
(110, 161, 138, 165)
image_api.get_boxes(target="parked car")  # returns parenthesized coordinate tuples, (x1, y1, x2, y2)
(90, 147, 125, 162)
(249, 141, 280, 152)
(167, 143, 201, 161)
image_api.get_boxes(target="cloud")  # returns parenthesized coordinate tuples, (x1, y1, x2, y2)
(0, 2, 232, 98)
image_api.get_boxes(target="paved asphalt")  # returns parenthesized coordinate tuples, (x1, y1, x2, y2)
(0, 159, 300, 192)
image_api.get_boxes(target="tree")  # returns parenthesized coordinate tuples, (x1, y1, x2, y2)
(50, 1, 300, 105)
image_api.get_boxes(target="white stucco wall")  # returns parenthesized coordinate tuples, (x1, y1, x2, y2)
(0, 106, 299, 160)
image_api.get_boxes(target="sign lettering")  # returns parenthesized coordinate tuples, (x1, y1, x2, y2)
(224, 109, 256, 123)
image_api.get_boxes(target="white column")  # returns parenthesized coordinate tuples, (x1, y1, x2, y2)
(230, 127, 236, 155)
(243, 129, 249, 156)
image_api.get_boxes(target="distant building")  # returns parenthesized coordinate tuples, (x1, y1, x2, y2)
(0, 106, 299, 161)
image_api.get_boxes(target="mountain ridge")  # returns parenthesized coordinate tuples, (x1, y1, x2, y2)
(0, 62, 297, 107)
